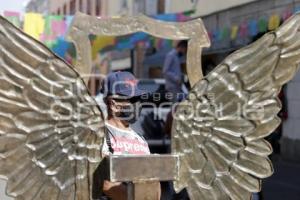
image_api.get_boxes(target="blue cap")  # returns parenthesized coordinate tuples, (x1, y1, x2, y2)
(102, 71, 146, 98)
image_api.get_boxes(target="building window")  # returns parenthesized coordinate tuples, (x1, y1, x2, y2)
(87, 0, 91, 15)
(63, 4, 67, 15)
(96, 0, 101, 16)
(79, 0, 83, 12)
(157, 0, 165, 14)
(70, 0, 75, 15)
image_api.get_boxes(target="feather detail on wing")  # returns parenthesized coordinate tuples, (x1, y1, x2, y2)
(0, 16, 105, 199)
(172, 14, 300, 200)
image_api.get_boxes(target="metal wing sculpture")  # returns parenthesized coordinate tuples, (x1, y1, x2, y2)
(1, 10, 300, 200)
(172, 14, 300, 199)
(0, 16, 105, 199)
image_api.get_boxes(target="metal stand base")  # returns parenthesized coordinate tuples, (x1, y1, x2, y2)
(129, 181, 160, 200)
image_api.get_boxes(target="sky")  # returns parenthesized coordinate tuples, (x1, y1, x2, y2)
(0, 0, 30, 15)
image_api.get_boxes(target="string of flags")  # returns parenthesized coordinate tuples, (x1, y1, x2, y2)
(2, 7, 300, 59)
(209, 8, 297, 42)
(2, 11, 193, 61)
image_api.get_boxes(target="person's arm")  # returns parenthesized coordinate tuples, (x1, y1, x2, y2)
(103, 180, 127, 200)
(163, 54, 181, 84)
(101, 137, 127, 200)
(104, 181, 161, 200)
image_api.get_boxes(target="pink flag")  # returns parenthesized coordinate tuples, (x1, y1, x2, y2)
(239, 22, 248, 38)
(3, 11, 21, 28)
(51, 20, 67, 37)
(40, 33, 56, 42)
(282, 9, 293, 21)
(177, 13, 191, 22)
(3, 11, 20, 17)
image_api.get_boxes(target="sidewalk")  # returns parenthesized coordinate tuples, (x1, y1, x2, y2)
(262, 158, 300, 200)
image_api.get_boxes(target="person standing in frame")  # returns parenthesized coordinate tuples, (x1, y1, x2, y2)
(163, 40, 188, 102)
(98, 71, 161, 200)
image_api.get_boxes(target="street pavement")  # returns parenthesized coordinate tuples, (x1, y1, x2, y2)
(262, 158, 300, 200)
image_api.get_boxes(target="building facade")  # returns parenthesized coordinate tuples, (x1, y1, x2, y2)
(165, 0, 259, 16)
(25, 0, 163, 16)
(26, 0, 104, 16)
(25, 0, 50, 14)
(49, 0, 103, 16)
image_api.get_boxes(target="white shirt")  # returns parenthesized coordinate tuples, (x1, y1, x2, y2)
(102, 122, 150, 156)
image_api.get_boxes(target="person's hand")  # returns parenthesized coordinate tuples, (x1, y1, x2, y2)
(103, 180, 127, 200)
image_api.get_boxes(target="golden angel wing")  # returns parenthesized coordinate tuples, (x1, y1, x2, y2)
(0, 16, 105, 199)
(172, 14, 300, 199)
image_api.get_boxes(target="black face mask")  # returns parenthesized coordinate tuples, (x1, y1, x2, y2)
(177, 52, 184, 58)
(118, 101, 141, 124)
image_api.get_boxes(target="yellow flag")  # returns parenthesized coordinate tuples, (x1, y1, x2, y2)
(231, 25, 239, 40)
(92, 36, 115, 59)
(23, 13, 45, 40)
(268, 15, 280, 30)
